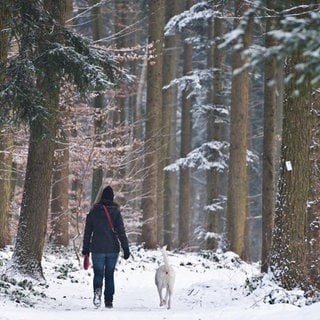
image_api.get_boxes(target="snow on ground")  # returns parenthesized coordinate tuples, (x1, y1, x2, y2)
(1, 245, 320, 320)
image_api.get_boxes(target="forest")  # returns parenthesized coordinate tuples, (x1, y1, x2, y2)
(0, 0, 320, 298)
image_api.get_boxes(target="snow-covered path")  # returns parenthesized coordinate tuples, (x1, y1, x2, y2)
(1, 247, 320, 320)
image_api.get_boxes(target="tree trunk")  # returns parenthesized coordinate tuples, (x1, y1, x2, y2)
(141, 0, 164, 249)
(51, 138, 70, 246)
(90, 0, 105, 204)
(10, 93, 58, 280)
(307, 91, 320, 289)
(113, 0, 131, 207)
(261, 0, 278, 273)
(226, 0, 251, 260)
(8, 1, 60, 280)
(0, 0, 13, 249)
(206, 5, 225, 250)
(162, 0, 179, 249)
(270, 0, 316, 291)
(114, 0, 127, 126)
(0, 129, 13, 248)
(271, 52, 311, 290)
(50, 0, 73, 247)
(178, 0, 193, 249)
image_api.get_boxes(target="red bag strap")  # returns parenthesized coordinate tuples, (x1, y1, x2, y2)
(102, 205, 118, 237)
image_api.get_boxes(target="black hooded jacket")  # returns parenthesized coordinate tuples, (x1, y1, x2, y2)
(82, 200, 129, 254)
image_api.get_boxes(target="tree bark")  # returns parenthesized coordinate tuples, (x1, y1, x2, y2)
(113, 0, 127, 126)
(307, 91, 320, 289)
(270, 0, 316, 291)
(162, 0, 179, 249)
(50, 0, 73, 247)
(141, 0, 164, 249)
(261, 0, 278, 273)
(271, 53, 311, 290)
(90, 0, 105, 204)
(113, 0, 132, 207)
(206, 5, 225, 250)
(0, 0, 13, 249)
(10, 92, 58, 280)
(0, 130, 13, 248)
(8, 0, 60, 279)
(226, 0, 251, 260)
(178, 0, 194, 249)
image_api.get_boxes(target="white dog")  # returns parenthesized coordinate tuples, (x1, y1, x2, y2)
(155, 245, 175, 309)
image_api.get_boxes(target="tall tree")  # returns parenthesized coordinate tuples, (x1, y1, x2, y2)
(113, 0, 132, 206)
(206, 2, 225, 250)
(9, 0, 61, 279)
(271, 52, 312, 289)
(113, 0, 127, 126)
(307, 91, 320, 289)
(178, 0, 193, 248)
(141, 0, 164, 249)
(0, 0, 13, 248)
(270, 4, 312, 290)
(50, 0, 73, 247)
(260, 0, 279, 273)
(90, 0, 105, 204)
(226, 0, 251, 259)
(162, 0, 179, 249)
(4, 0, 120, 279)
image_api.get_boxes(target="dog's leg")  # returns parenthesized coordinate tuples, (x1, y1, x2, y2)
(166, 288, 172, 309)
(164, 288, 169, 309)
(158, 287, 164, 306)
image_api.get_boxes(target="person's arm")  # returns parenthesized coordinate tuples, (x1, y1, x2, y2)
(114, 210, 130, 259)
(82, 212, 93, 255)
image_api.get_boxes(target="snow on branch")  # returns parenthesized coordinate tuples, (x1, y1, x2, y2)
(205, 195, 227, 212)
(164, 1, 221, 36)
(238, 3, 320, 89)
(165, 141, 258, 173)
(163, 68, 214, 99)
(164, 141, 229, 172)
(0, 2, 132, 124)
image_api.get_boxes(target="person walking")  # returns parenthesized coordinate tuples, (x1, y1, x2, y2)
(82, 185, 130, 308)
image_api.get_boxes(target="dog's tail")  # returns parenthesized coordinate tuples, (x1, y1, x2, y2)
(161, 245, 170, 269)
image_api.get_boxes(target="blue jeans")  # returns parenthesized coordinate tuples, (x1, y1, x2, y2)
(91, 252, 119, 302)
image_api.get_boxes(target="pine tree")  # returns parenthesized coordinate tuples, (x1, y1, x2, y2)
(2, 0, 125, 279)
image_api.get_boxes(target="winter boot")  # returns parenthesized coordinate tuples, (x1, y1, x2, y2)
(105, 301, 113, 309)
(93, 288, 102, 307)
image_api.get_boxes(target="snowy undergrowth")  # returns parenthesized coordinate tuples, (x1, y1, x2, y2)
(0, 245, 315, 310)
(0, 247, 46, 307)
